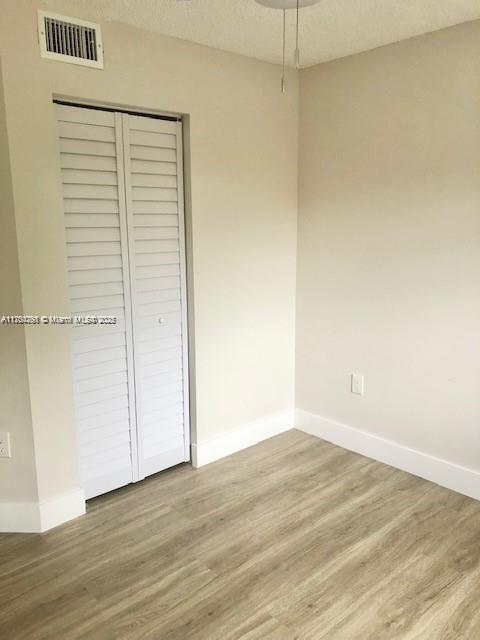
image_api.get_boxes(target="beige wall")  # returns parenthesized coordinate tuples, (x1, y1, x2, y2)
(296, 21, 480, 470)
(0, 59, 38, 504)
(0, 0, 298, 504)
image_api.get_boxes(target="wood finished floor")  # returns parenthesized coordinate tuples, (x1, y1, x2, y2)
(1, 429, 480, 639)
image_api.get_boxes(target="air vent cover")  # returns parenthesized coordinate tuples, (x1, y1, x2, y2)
(38, 11, 103, 69)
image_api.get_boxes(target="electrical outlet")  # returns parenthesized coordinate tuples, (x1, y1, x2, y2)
(351, 373, 364, 396)
(0, 432, 11, 458)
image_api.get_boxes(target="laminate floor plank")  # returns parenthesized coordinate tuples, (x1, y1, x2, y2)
(1, 429, 479, 639)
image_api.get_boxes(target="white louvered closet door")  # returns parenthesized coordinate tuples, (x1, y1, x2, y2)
(57, 104, 138, 499)
(57, 103, 190, 499)
(122, 113, 190, 478)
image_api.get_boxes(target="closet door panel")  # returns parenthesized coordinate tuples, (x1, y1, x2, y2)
(57, 104, 137, 499)
(123, 113, 190, 477)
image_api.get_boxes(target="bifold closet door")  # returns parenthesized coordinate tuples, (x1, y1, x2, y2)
(57, 103, 190, 499)
(122, 113, 190, 478)
(57, 104, 138, 499)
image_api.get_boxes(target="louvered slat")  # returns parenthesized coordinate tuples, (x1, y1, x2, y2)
(132, 201, 178, 215)
(69, 281, 125, 299)
(61, 154, 117, 171)
(130, 130, 176, 149)
(62, 169, 118, 185)
(59, 139, 116, 157)
(131, 159, 177, 175)
(131, 174, 177, 188)
(134, 227, 179, 241)
(137, 299, 181, 317)
(130, 146, 176, 162)
(77, 408, 130, 432)
(70, 294, 124, 312)
(68, 254, 122, 270)
(58, 121, 115, 142)
(65, 200, 119, 213)
(73, 344, 126, 367)
(79, 420, 131, 445)
(135, 239, 179, 254)
(66, 227, 121, 243)
(67, 242, 121, 257)
(142, 406, 183, 428)
(75, 370, 128, 394)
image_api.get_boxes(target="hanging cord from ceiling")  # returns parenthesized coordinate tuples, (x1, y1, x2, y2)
(255, 0, 321, 92)
(281, 9, 286, 93)
(294, 0, 300, 68)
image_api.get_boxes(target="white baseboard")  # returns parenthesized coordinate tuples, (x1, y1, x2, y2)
(39, 488, 86, 532)
(192, 409, 294, 467)
(0, 488, 86, 533)
(0, 502, 41, 533)
(295, 409, 480, 501)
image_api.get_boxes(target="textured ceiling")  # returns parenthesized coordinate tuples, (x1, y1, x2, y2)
(44, 0, 480, 68)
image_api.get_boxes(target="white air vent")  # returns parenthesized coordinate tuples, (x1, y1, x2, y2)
(38, 11, 103, 69)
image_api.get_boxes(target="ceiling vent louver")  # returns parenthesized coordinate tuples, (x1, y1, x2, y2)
(38, 11, 103, 69)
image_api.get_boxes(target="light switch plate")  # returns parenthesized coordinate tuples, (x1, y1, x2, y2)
(351, 373, 364, 396)
(0, 432, 11, 458)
